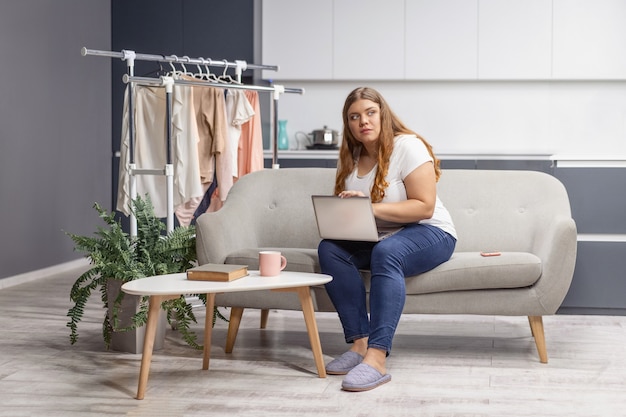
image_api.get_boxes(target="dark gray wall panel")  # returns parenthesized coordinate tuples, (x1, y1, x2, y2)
(554, 168, 626, 234)
(561, 242, 626, 313)
(440, 160, 477, 169)
(440, 159, 553, 172)
(0, 0, 111, 279)
(182, 0, 254, 62)
(476, 159, 553, 173)
(264, 158, 337, 169)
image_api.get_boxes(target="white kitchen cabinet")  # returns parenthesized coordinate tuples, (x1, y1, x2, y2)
(261, 0, 333, 80)
(262, 0, 626, 81)
(332, 0, 405, 80)
(405, 0, 478, 80)
(478, 0, 552, 79)
(553, 0, 626, 79)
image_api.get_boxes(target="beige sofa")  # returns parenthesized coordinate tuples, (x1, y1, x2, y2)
(196, 168, 577, 363)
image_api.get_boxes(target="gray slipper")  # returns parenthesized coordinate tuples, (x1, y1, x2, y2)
(341, 363, 391, 392)
(325, 351, 364, 375)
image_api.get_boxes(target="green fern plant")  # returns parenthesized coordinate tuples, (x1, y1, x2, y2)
(66, 195, 222, 350)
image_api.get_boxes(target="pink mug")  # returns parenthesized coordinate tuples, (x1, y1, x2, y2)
(259, 251, 287, 277)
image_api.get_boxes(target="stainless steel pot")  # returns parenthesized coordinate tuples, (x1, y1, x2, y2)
(311, 126, 339, 146)
(295, 126, 340, 149)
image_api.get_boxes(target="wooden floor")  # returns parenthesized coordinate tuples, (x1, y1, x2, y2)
(1, 265, 625, 417)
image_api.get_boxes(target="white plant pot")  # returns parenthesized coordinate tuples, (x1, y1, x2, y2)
(107, 279, 167, 354)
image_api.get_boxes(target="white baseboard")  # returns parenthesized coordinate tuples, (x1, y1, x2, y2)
(0, 258, 90, 290)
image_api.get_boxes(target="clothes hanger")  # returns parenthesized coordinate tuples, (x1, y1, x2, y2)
(204, 59, 220, 82)
(157, 60, 165, 77)
(167, 55, 185, 76)
(167, 57, 178, 76)
(194, 58, 205, 79)
(216, 60, 230, 84)
(218, 59, 241, 84)
(181, 56, 193, 76)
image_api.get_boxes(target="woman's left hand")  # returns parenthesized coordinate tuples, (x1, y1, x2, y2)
(338, 190, 366, 198)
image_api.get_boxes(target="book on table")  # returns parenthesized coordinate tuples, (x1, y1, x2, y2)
(186, 264, 249, 282)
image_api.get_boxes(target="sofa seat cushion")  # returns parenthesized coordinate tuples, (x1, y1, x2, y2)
(225, 248, 321, 274)
(225, 249, 541, 296)
(361, 252, 542, 295)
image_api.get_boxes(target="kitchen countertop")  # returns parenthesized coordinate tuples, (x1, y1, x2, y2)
(264, 150, 553, 160)
(264, 151, 626, 166)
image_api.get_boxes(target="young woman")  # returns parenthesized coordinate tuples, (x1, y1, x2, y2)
(319, 87, 457, 391)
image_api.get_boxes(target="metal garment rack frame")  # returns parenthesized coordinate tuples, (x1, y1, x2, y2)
(82, 47, 304, 235)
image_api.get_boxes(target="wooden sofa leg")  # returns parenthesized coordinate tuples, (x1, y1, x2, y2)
(225, 307, 244, 353)
(260, 309, 270, 329)
(528, 315, 548, 364)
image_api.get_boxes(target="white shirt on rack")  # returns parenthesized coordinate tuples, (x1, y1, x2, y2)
(225, 89, 255, 178)
(116, 82, 204, 218)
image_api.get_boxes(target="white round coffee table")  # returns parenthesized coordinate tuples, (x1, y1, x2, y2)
(122, 270, 332, 400)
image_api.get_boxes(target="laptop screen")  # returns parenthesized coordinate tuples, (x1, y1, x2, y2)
(311, 195, 402, 242)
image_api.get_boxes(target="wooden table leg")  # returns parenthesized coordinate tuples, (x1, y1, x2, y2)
(296, 286, 327, 378)
(260, 308, 270, 329)
(136, 295, 164, 400)
(225, 307, 244, 353)
(202, 293, 216, 370)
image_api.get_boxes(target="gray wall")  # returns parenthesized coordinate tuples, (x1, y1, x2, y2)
(0, 0, 111, 279)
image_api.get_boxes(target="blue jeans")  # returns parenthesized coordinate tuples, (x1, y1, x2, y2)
(318, 223, 456, 354)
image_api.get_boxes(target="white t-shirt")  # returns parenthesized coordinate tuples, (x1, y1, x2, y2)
(225, 89, 255, 178)
(345, 134, 457, 239)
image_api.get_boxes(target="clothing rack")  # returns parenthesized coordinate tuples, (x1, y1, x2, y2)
(82, 47, 304, 235)
(81, 47, 279, 79)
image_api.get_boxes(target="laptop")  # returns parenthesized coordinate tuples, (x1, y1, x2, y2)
(311, 195, 404, 242)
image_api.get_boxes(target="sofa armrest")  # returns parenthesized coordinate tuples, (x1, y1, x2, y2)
(195, 194, 260, 265)
(532, 216, 578, 312)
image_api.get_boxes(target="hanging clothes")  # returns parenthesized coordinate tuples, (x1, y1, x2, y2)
(225, 89, 255, 179)
(173, 183, 207, 227)
(202, 90, 265, 214)
(190, 172, 218, 225)
(116, 83, 204, 218)
(174, 78, 231, 226)
(237, 90, 264, 178)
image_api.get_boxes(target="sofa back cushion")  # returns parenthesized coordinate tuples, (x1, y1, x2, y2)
(225, 168, 572, 255)
(437, 169, 572, 252)
(226, 167, 336, 249)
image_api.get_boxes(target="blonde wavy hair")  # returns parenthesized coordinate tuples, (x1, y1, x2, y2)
(334, 87, 441, 202)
